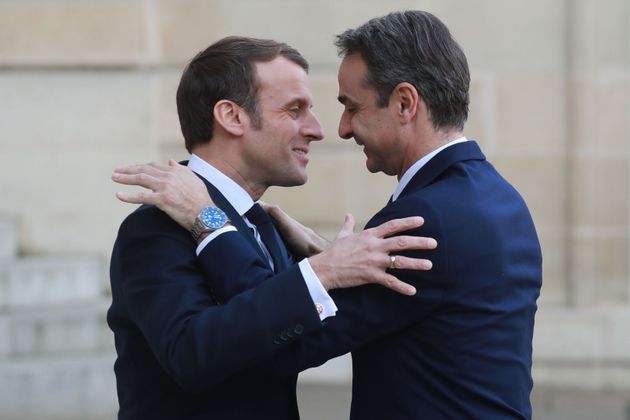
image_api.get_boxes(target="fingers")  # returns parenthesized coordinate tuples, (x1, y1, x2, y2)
(168, 159, 184, 167)
(112, 159, 194, 190)
(260, 202, 286, 224)
(115, 190, 158, 205)
(387, 254, 432, 271)
(258, 200, 272, 212)
(112, 161, 174, 204)
(382, 235, 437, 252)
(368, 216, 425, 238)
(112, 162, 167, 190)
(373, 253, 435, 295)
(111, 172, 161, 191)
(113, 160, 187, 181)
(373, 273, 417, 296)
(113, 162, 167, 176)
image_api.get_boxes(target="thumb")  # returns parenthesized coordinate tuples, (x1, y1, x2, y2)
(336, 213, 355, 239)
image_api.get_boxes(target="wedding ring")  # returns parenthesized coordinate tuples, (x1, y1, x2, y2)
(389, 255, 396, 269)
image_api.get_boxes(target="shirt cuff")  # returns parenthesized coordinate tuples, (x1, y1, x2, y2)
(298, 259, 338, 320)
(195, 226, 238, 255)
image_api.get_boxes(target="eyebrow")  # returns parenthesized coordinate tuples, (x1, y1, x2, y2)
(337, 95, 353, 105)
(288, 97, 310, 107)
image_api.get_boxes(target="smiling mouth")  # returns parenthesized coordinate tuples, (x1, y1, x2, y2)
(292, 148, 310, 164)
(293, 147, 309, 155)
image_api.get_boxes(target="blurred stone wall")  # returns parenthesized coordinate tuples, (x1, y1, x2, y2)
(0, 0, 629, 418)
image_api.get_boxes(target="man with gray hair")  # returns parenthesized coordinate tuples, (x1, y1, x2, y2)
(118, 10, 542, 420)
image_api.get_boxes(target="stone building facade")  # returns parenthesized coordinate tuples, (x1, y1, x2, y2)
(1, 0, 629, 418)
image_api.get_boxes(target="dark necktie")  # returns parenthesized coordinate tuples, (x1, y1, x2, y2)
(245, 203, 288, 273)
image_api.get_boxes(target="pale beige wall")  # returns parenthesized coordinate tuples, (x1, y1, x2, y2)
(1, 0, 629, 390)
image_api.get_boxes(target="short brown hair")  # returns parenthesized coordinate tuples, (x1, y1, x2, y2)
(177, 36, 309, 153)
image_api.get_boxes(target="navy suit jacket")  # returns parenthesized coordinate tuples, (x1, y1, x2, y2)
(107, 182, 321, 419)
(201, 141, 542, 419)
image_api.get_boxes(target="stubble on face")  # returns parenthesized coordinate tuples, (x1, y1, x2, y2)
(337, 54, 402, 177)
(239, 57, 323, 196)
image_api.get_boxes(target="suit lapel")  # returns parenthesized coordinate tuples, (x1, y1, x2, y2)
(398, 141, 486, 199)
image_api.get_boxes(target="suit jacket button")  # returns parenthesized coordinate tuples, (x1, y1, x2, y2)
(294, 324, 304, 334)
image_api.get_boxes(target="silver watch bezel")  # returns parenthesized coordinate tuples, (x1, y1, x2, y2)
(191, 206, 229, 241)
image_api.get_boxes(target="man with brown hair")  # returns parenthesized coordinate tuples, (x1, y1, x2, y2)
(108, 36, 435, 420)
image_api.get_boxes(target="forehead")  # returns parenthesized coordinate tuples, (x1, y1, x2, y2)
(254, 56, 312, 103)
(337, 53, 373, 100)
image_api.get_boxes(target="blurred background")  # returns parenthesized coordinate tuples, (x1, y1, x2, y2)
(0, 0, 629, 418)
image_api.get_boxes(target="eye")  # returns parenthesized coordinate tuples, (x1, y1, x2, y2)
(286, 104, 303, 117)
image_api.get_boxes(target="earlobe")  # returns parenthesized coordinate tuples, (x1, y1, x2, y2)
(213, 100, 245, 136)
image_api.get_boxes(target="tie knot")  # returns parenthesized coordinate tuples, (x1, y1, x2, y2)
(245, 203, 272, 226)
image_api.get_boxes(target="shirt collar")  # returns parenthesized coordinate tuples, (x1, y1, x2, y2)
(392, 136, 468, 202)
(187, 154, 254, 216)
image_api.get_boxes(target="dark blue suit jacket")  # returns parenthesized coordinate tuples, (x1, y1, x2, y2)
(200, 141, 542, 419)
(107, 182, 322, 419)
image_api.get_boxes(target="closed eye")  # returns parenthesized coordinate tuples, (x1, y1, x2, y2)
(338, 95, 358, 114)
(285, 100, 309, 118)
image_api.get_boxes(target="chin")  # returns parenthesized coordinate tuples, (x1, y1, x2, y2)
(278, 174, 308, 187)
(365, 161, 380, 174)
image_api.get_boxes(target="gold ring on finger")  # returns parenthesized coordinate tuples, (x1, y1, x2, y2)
(389, 255, 396, 270)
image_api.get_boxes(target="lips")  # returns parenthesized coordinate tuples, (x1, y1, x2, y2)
(292, 147, 310, 164)
(292, 146, 309, 155)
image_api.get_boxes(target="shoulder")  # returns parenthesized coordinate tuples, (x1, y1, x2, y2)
(117, 204, 191, 247)
(367, 193, 442, 234)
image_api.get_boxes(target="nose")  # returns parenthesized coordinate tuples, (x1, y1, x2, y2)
(302, 110, 324, 142)
(338, 110, 353, 140)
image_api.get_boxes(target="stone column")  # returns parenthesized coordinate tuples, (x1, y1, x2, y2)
(566, 0, 630, 307)
(533, 0, 630, 390)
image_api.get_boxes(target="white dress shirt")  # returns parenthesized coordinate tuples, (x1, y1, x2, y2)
(188, 154, 337, 320)
(392, 137, 468, 202)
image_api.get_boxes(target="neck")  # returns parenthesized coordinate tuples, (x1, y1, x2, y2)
(398, 127, 464, 179)
(193, 145, 267, 201)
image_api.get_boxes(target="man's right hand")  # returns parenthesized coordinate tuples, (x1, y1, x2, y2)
(310, 216, 436, 296)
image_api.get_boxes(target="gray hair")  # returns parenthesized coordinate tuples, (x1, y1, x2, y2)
(335, 10, 470, 131)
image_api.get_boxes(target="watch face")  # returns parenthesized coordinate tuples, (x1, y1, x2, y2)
(200, 207, 228, 229)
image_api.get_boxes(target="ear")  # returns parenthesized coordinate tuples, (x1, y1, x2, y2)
(213, 99, 247, 136)
(391, 82, 419, 123)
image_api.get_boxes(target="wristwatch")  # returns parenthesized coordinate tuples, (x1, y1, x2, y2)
(191, 206, 230, 241)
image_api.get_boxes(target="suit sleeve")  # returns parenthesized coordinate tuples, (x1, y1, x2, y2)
(115, 206, 322, 391)
(266, 200, 453, 373)
(195, 199, 453, 375)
